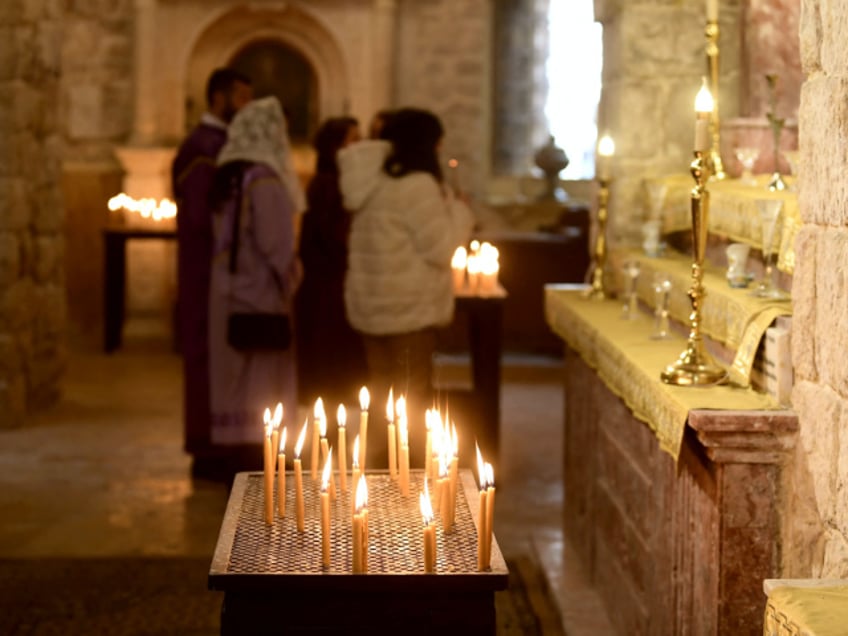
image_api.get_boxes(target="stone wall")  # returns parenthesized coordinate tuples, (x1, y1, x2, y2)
(594, 0, 742, 245)
(0, 1, 66, 424)
(783, 0, 848, 578)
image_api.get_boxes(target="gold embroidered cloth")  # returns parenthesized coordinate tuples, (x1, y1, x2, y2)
(544, 287, 781, 460)
(763, 585, 848, 636)
(650, 175, 799, 274)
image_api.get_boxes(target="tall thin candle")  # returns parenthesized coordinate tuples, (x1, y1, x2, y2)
(262, 408, 274, 525)
(320, 450, 332, 569)
(397, 396, 410, 496)
(420, 480, 436, 573)
(311, 398, 323, 480)
(337, 404, 348, 493)
(476, 444, 489, 571)
(386, 387, 397, 479)
(351, 435, 361, 514)
(294, 419, 308, 533)
(358, 387, 369, 470)
(318, 411, 336, 501)
(277, 426, 287, 518)
(485, 462, 496, 567)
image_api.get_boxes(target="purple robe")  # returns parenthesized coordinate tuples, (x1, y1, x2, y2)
(209, 163, 299, 444)
(172, 122, 227, 455)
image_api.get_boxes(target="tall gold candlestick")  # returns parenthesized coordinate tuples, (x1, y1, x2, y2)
(586, 135, 615, 300)
(705, 19, 726, 179)
(661, 92, 727, 386)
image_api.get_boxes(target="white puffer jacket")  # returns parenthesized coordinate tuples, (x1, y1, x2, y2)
(339, 140, 474, 335)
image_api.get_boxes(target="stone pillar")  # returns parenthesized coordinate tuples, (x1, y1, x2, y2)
(594, 0, 742, 245)
(0, 2, 66, 423)
(371, 0, 397, 111)
(784, 0, 848, 578)
(130, 0, 158, 146)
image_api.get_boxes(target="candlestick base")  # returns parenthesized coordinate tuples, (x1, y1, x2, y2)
(767, 172, 787, 192)
(660, 342, 728, 386)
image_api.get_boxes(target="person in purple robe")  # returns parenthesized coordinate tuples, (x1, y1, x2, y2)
(171, 68, 252, 477)
(207, 96, 305, 463)
(295, 116, 368, 406)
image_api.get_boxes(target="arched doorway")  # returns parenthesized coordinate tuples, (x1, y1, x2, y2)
(229, 39, 319, 144)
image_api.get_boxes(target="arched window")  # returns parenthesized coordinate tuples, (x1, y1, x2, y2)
(544, 2, 603, 179)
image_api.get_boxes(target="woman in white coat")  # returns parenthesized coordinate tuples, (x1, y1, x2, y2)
(339, 108, 473, 466)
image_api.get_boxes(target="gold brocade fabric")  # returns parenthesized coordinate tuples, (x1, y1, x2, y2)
(763, 586, 848, 636)
(544, 287, 781, 460)
(650, 175, 799, 275)
(623, 249, 792, 386)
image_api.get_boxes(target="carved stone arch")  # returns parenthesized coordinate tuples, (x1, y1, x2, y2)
(182, 3, 349, 134)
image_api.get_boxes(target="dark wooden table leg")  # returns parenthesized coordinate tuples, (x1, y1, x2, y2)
(103, 232, 127, 353)
(468, 299, 503, 458)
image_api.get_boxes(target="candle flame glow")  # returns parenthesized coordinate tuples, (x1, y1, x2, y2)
(294, 419, 308, 458)
(321, 448, 332, 491)
(359, 386, 370, 411)
(337, 404, 346, 428)
(107, 193, 177, 221)
(598, 134, 615, 157)
(470, 239, 481, 253)
(448, 158, 458, 169)
(386, 387, 394, 422)
(272, 402, 283, 429)
(485, 462, 494, 488)
(695, 78, 714, 114)
(355, 474, 368, 512)
(279, 427, 287, 454)
(451, 246, 467, 270)
(352, 435, 360, 468)
(399, 412, 408, 446)
(395, 395, 406, 421)
(420, 479, 434, 525)
(451, 422, 458, 456)
(476, 442, 486, 489)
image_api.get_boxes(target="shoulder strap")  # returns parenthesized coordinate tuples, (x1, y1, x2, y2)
(228, 174, 247, 275)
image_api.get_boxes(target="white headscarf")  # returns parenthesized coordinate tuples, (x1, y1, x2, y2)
(217, 96, 306, 213)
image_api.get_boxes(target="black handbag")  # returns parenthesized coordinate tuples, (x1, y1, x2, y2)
(225, 172, 291, 352)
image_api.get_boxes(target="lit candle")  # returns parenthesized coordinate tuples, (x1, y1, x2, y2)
(311, 398, 323, 480)
(277, 426, 287, 518)
(438, 452, 451, 532)
(706, 0, 718, 22)
(351, 435, 361, 514)
(420, 480, 436, 573)
(397, 396, 410, 496)
(694, 78, 714, 152)
(485, 462, 496, 567)
(337, 405, 347, 493)
(294, 419, 308, 533)
(448, 157, 460, 192)
(597, 134, 615, 181)
(361, 478, 370, 572)
(424, 410, 433, 482)
(476, 444, 489, 571)
(451, 246, 467, 292)
(466, 253, 481, 293)
(318, 409, 336, 501)
(263, 408, 274, 525)
(352, 475, 368, 573)
(478, 242, 500, 293)
(270, 402, 282, 477)
(447, 423, 459, 532)
(358, 387, 369, 470)
(320, 449, 332, 569)
(386, 387, 397, 479)
(430, 411, 442, 485)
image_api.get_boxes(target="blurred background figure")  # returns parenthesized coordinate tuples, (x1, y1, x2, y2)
(171, 68, 252, 479)
(207, 96, 304, 471)
(295, 117, 367, 406)
(368, 109, 394, 139)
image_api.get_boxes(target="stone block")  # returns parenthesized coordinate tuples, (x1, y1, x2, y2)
(819, 0, 848, 76)
(722, 463, 776, 529)
(819, 529, 848, 578)
(0, 233, 20, 289)
(0, 279, 36, 332)
(814, 228, 848, 395)
(799, 76, 848, 226)
(0, 178, 30, 231)
(32, 184, 63, 233)
(791, 225, 818, 381)
(800, 0, 822, 73)
(617, 6, 702, 79)
(33, 234, 61, 283)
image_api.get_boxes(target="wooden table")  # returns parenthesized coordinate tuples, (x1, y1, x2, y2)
(102, 226, 176, 352)
(209, 470, 508, 635)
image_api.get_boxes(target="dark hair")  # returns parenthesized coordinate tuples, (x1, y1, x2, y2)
(313, 117, 359, 174)
(381, 109, 444, 182)
(370, 109, 395, 139)
(206, 68, 252, 107)
(208, 160, 253, 211)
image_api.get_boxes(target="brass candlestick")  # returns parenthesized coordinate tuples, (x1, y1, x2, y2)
(660, 151, 727, 386)
(585, 176, 610, 300)
(705, 20, 726, 180)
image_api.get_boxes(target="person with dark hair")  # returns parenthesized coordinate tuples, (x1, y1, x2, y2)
(171, 67, 252, 478)
(207, 96, 303, 459)
(295, 116, 366, 406)
(339, 107, 473, 466)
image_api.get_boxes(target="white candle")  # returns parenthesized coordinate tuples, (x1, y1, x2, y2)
(597, 135, 615, 181)
(694, 79, 714, 152)
(706, 0, 718, 22)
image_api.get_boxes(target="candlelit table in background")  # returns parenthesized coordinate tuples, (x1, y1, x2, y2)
(209, 470, 508, 635)
(102, 226, 177, 352)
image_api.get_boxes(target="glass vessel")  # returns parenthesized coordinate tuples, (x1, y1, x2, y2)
(621, 260, 641, 320)
(751, 199, 789, 300)
(650, 273, 672, 340)
(734, 147, 760, 186)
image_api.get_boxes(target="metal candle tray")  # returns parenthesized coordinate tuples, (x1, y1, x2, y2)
(209, 469, 508, 593)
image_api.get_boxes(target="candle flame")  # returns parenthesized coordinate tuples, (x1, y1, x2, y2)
(337, 404, 347, 428)
(107, 193, 177, 221)
(598, 134, 615, 157)
(448, 158, 458, 169)
(272, 402, 283, 428)
(263, 407, 271, 427)
(420, 480, 434, 524)
(451, 422, 458, 456)
(314, 396, 326, 420)
(359, 386, 370, 411)
(355, 474, 368, 512)
(395, 395, 406, 421)
(386, 387, 394, 422)
(695, 78, 714, 114)
(321, 448, 332, 491)
(294, 419, 308, 458)
(451, 246, 467, 269)
(279, 427, 287, 454)
(439, 452, 449, 478)
(466, 254, 481, 275)
(352, 435, 360, 468)
(470, 239, 480, 254)
(476, 442, 486, 489)
(485, 462, 494, 488)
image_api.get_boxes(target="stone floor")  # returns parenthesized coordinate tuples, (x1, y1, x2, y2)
(0, 324, 614, 635)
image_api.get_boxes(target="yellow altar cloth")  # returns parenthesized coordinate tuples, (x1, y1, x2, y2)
(764, 585, 848, 635)
(619, 249, 792, 386)
(544, 286, 781, 460)
(650, 175, 799, 274)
